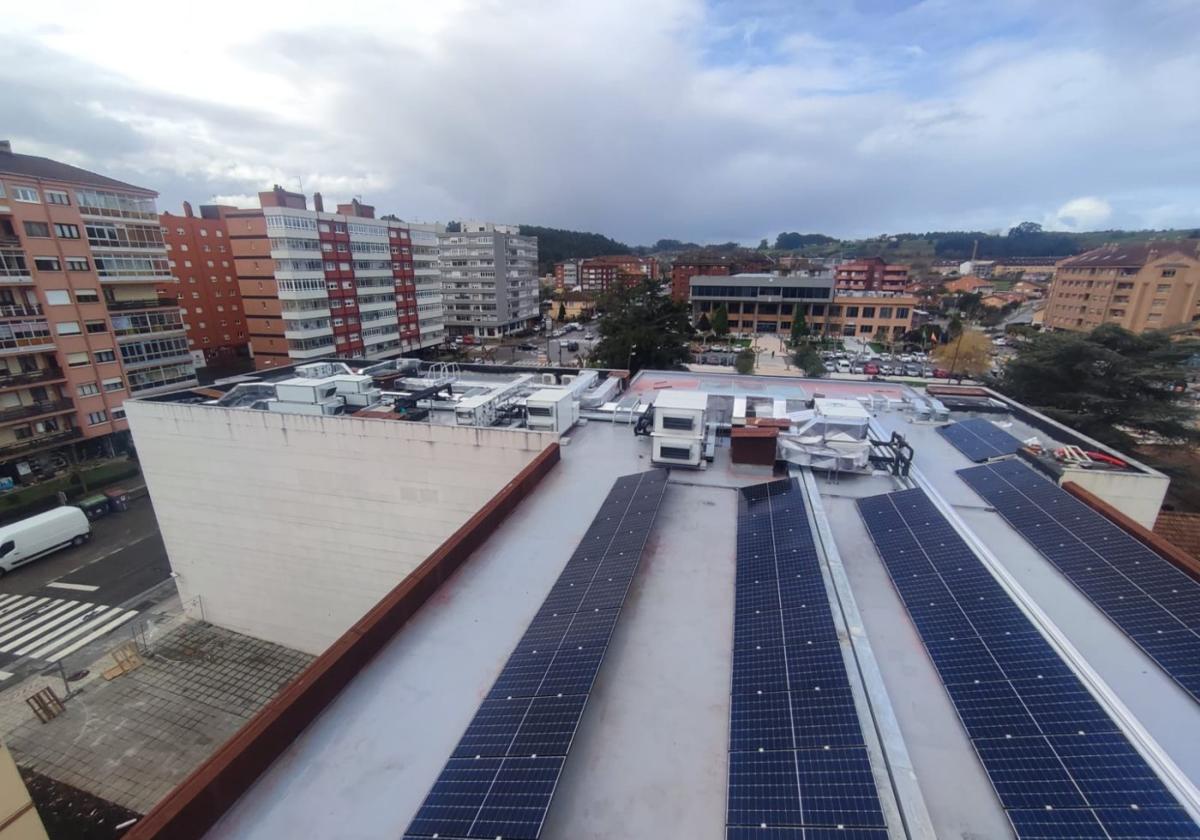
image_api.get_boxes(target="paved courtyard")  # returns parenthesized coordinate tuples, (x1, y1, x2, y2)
(6, 621, 312, 816)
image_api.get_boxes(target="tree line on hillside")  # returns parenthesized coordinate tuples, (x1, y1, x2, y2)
(518, 225, 633, 275)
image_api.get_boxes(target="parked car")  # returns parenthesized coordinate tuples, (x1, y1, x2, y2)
(517, 343, 537, 351)
(835, 360, 851, 373)
(566, 341, 580, 352)
(864, 362, 880, 375)
(851, 363, 865, 374)
(922, 366, 934, 377)
(933, 368, 951, 379)
(904, 364, 923, 377)
(880, 363, 894, 375)
(0, 506, 91, 576)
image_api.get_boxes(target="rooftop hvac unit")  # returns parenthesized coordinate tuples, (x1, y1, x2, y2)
(651, 390, 707, 441)
(652, 436, 703, 467)
(541, 373, 557, 385)
(525, 388, 577, 433)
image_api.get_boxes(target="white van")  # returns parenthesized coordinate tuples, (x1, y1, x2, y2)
(0, 507, 91, 575)
(835, 360, 852, 373)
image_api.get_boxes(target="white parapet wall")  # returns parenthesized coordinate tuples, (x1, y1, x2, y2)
(126, 401, 556, 655)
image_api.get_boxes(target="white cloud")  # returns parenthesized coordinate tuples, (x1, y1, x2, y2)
(0, 0, 1197, 242)
(1049, 197, 1113, 231)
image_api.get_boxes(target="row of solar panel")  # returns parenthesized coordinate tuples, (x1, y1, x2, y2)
(858, 488, 1200, 839)
(404, 469, 669, 840)
(960, 459, 1200, 704)
(938, 417, 1023, 463)
(727, 478, 888, 834)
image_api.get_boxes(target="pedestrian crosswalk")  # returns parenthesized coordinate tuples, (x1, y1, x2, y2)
(0, 593, 137, 664)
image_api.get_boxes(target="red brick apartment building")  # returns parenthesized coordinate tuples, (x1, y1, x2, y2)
(670, 253, 774, 301)
(834, 256, 909, 293)
(159, 202, 249, 367)
(554, 255, 658, 294)
(215, 188, 419, 369)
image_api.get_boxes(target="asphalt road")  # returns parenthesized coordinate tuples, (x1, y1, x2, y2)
(0, 496, 175, 684)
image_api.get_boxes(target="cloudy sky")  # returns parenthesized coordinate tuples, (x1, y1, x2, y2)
(4, 0, 1198, 244)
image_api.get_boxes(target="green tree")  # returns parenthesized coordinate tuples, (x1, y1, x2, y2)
(994, 325, 1200, 451)
(790, 311, 809, 346)
(735, 349, 756, 374)
(557, 301, 567, 322)
(758, 238, 769, 250)
(712, 305, 729, 338)
(696, 312, 711, 334)
(590, 277, 692, 375)
(792, 348, 826, 378)
(948, 315, 964, 339)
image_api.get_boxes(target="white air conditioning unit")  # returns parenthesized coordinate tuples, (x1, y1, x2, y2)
(652, 436, 703, 467)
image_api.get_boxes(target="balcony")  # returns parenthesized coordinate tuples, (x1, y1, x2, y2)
(281, 307, 331, 321)
(284, 323, 333, 341)
(0, 399, 75, 425)
(0, 427, 82, 457)
(0, 303, 42, 318)
(105, 297, 179, 312)
(0, 367, 65, 390)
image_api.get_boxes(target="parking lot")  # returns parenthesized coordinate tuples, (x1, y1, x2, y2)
(453, 320, 601, 367)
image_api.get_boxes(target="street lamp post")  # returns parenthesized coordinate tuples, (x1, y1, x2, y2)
(627, 344, 637, 374)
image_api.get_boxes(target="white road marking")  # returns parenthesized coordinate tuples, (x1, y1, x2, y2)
(0, 671, 11, 681)
(26, 607, 125, 660)
(0, 596, 45, 620)
(0, 597, 51, 630)
(42, 610, 138, 663)
(45, 582, 100, 592)
(0, 602, 93, 650)
(15, 605, 117, 658)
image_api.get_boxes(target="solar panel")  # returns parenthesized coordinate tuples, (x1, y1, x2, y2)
(857, 487, 1200, 839)
(404, 469, 669, 840)
(938, 417, 1024, 463)
(959, 459, 1200, 704)
(727, 478, 888, 835)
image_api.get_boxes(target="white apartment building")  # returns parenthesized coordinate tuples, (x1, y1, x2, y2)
(440, 221, 539, 338)
(407, 222, 446, 349)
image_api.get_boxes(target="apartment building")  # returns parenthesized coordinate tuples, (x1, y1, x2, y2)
(817, 291, 917, 339)
(1045, 241, 1200, 333)
(555, 255, 658, 294)
(408, 222, 446, 349)
(217, 187, 425, 369)
(834, 256, 909, 292)
(440, 222, 539, 338)
(670, 253, 774, 301)
(158, 202, 249, 368)
(0, 142, 196, 479)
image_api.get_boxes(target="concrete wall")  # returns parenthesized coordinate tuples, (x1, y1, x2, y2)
(126, 401, 556, 654)
(1062, 467, 1167, 530)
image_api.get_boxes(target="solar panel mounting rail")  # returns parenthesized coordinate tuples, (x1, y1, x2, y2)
(727, 477, 890, 840)
(958, 458, 1200, 704)
(402, 469, 668, 840)
(858, 487, 1200, 839)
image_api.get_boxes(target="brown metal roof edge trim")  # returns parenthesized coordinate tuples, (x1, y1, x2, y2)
(1062, 481, 1200, 584)
(124, 442, 562, 840)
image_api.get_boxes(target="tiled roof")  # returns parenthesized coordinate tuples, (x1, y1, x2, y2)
(1059, 241, 1200, 268)
(1153, 511, 1200, 562)
(0, 150, 153, 194)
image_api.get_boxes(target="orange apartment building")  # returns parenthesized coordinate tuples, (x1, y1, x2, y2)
(159, 202, 249, 368)
(834, 256, 909, 292)
(217, 187, 420, 369)
(0, 142, 196, 480)
(1044, 241, 1200, 333)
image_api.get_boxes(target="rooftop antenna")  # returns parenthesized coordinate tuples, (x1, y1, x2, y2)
(296, 176, 304, 193)
(970, 239, 979, 262)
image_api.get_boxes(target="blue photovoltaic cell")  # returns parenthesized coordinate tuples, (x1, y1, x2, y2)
(959, 459, 1200, 704)
(856, 487, 1200, 840)
(727, 478, 888, 834)
(404, 469, 668, 840)
(938, 417, 1024, 463)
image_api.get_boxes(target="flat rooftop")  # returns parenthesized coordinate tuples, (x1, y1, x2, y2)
(130, 369, 1197, 839)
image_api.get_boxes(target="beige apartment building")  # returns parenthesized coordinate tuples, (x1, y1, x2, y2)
(1045, 241, 1200, 333)
(0, 142, 195, 481)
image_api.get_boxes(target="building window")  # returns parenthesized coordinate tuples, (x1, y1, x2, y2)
(94, 349, 116, 363)
(102, 377, 123, 392)
(1162, 269, 1177, 278)
(77, 382, 100, 397)
(65, 257, 89, 271)
(85, 320, 107, 334)
(45, 190, 70, 205)
(66, 352, 89, 367)
(33, 257, 61, 271)
(54, 223, 80, 239)
(896, 307, 910, 318)
(86, 410, 108, 426)
(23, 221, 51, 238)
(12, 187, 39, 203)
(56, 321, 81, 335)
(111, 407, 126, 420)
(75, 289, 99, 303)
(1157, 284, 1172, 293)
(45, 290, 71, 305)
